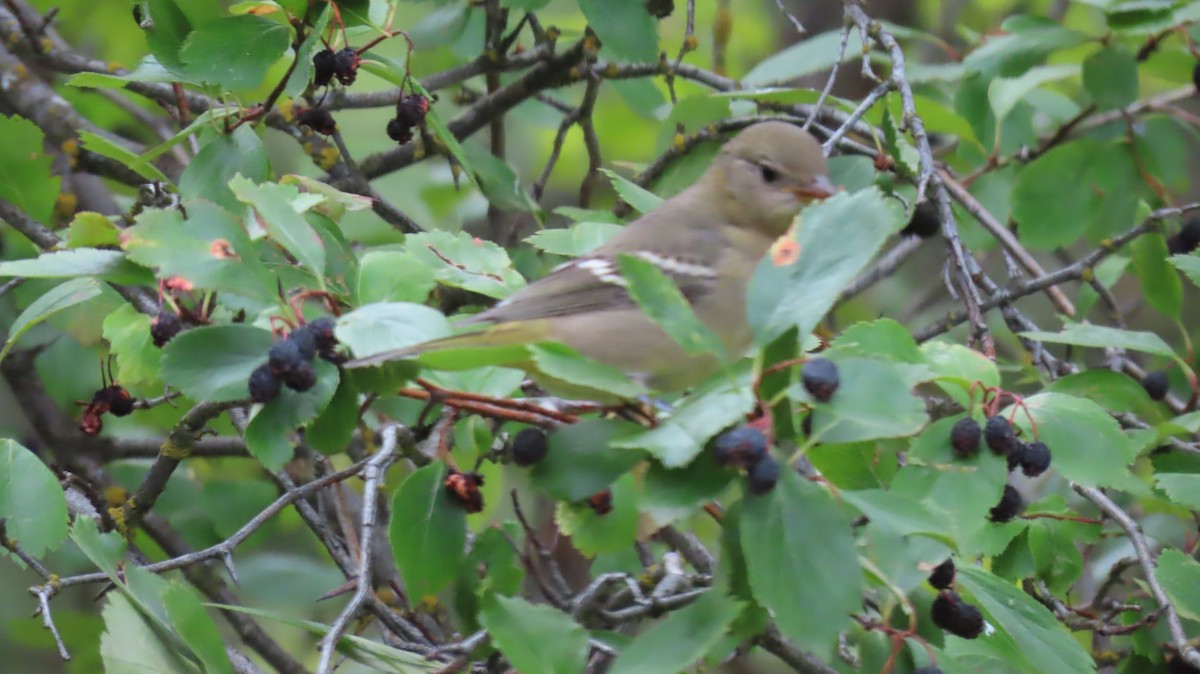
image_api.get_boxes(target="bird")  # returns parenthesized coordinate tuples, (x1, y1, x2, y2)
(345, 121, 835, 396)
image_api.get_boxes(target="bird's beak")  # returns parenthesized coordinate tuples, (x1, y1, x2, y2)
(791, 175, 837, 201)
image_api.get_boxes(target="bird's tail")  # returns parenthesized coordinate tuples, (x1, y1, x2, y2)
(343, 321, 535, 369)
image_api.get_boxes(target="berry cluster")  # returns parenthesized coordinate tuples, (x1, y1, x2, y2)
(949, 415, 1052, 478)
(510, 428, 549, 466)
(296, 107, 337, 136)
(1141, 370, 1170, 401)
(150, 308, 182, 347)
(312, 47, 360, 88)
(712, 426, 780, 495)
(386, 93, 430, 146)
(444, 468, 485, 513)
(926, 557, 986, 638)
(248, 318, 340, 404)
(78, 360, 135, 436)
(1168, 219, 1200, 255)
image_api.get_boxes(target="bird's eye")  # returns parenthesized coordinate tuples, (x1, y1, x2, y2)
(759, 164, 779, 183)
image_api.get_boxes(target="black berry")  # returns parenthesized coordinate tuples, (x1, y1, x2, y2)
(950, 417, 981, 458)
(249, 364, 281, 403)
(901, 201, 940, 239)
(101, 385, 135, 417)
(150, 309, 182, 347)
(1019, 441, 1052, 477)
(312, 48, 336, 87)
(386, 117, 414, 145)
(268, 339, 304, 376)
(395, 93, 430, 127)
(296, 107, 337, 135)
(801, 358, 839, 402)
(282, 361, 317, 392)
(1193, 61, 1200, 96)
(928, 558, 955, 590)
(931, 590, 985, 639)
(288, 324, 319, 361)
(711, 426, 768, 468)
(308, 317, 338, 353)
(644, 0, 674, 19)
(333, 47, 360, 86)
(1179, 220, 1200, 253)
(746, 454, 780, 496)
(1142, 370, 1170, 401)
(984, 416, 1018, 456)
(989, 485, 1024, 523)
(511, 428, 549, 467)
(1169, 654, 1200, 674)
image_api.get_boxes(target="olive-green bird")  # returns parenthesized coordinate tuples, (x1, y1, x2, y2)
(345, 121, 835, 393)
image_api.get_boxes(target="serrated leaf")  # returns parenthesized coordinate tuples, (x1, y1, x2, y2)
(159, 324, 274, 402)
(481, 595, 589, 674)
(335, 302, 451, 360)
(0, 114, 60, 225)
(1082, 45, 1139, 110)
(0, 439, 69, 561)
(616, 253, 726, 359)
(748, 188, 906, 345)
(180, 15, 290, 90)
(230, 176, 326, 285)
(988, 64, 1079, 125)
(140, 0, 193, 74)
(1019, 323, 1176, 359)
(405, 230, 525, 299)
(66, 212, 121, 248)
(607, 588, 740, 674)
(530, 419, 646, 502)
(389, 463, 466, 600)
(1171, 253, 1200, 289)
(243, 360, 340, 470)
(1007, 392, 1134, 487)
(1156, 548, 1200, 622)
(101, 592, 200, 674)
(0, 249, 134, 279)
(162, 583, 233, 674)
(1156, 473, 1200, 509)
(102, 304, 162, 387)
(355, 251, 437, 305)
(576, 0, 659, 62)
(600, 168, 662, 214)
(525, 221, 623, 257)
(0, 277, 103, 364)
(179, 126, 272, 213)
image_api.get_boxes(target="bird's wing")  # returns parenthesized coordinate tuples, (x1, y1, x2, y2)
(461, 251, 719, 325)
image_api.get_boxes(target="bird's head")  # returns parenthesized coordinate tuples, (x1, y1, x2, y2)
(713, 121, 836, 237)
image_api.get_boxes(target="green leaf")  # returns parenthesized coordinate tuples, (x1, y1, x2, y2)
(1171, 253, 1200, 289)
(0, 439, 69, 560)
(305, 378, 360, 455)
(988, 64, 1079, 125)
(840, 489, 953, 545)
(576, 0, 659, 62)
(607, 589, 740, 674)
(389, 463, 466, 600)
(747, 188, 906, 345)
(613, 378, 755, 467)
(405, 230, 526, 300)
(530, 419, 647, 502)
(961, 20, 1087, 77)
(140, 0, 194, 73)
(616, 253, 726, 359)
(0, 277, 103, 364)
(335, 302, 451, 361)
(831, 318, 926, 364)
(1156, 548, 1200, 622)
(1156, 473, 1200, 509)
(744, 29, 866, 85)
(1045, 369, 1158, 417)
(283, 3, 332, 96)
(243, 360, 340, 470)
(528, 342, 647, 400)
(1012, 141, 1101, 250)
(555, 473, 639, 556)
(159, 325, 274, 402)
(230, 176, 326, 285)
(78, 130, 171, 183)
(180, 15, 290, 90)
(1007, 392, 1135, 487)
(741, 469, 862, 658)
(179, 127, 272, 212)
(1019, 323, 1177, 359)
(103, 304, 162, 387)
(162, 583, 233, 674)
(525, 222, 623, 257)
(956, 566, 1097, 674)
(100, 592, 201, 674)
(355, 252, 437, 304)
(801, 357, 930, 444)
(600, 168, 663, 214)
(481, 595, 589, 674)
(0, 114, 60, 224)
(641, 451, 737, 527)
(1131, 231, 1183, 318)
(0, 249, 136, 279)
(66, 212, 121, 249)
(1082, 45, 1139, 110)
(464, 143, 538, 213)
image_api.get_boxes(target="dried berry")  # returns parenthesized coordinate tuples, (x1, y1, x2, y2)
(333, 47, 360, 86)
(989, 484, 1024, 523)
(386, 117, 414, 145)
(282, 361, 317, 392)
(801, 358, 839, 402)
(249, 364, 281, 404)
(98, 385, 135, 417)
(950, 417, 981, 458)
(79, 409, 103, 436)
(587, 489, 613, 516)
(511, 428, 549, 466)
(1019, 441, 1052, 477)
(395, 93, 430, 127)
(901, 201, 940, 239)
(296, 107, 337, 135)
(711, 426, 768, 468)
(931, 590, 985, 639)
(928, 558, 955, 590)
(1142, 370, 1170, 401)
(150, 309, 182, 347)
(445, 469, 485, 513)
(312, 48, 336, 87)
(983, 416, 1018, 456)
(746, 454, 781, 496)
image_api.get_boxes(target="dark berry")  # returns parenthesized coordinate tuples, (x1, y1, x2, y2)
(150, 309, 182, 347)
(930, 590, 985, 639)
(1178, 220, 1200, 253)
(928, 558, 955, 590)
(1193, 61, 1200, 96)
(296, 107, 337, 135)
(249, 364, 281, 404)
(282, 361, 317, 392)
(913, 667, 943, 674)
(1169, 654, 1200, 674)
(1142, 370, 1170, 401)
(587, 489, 613, 516)
(801, 412, 813, 437)
(445, 469, 485, 513)
(983, 416, 1018, 456)
(386, 117, 414, 144)
(308, 317, 338, 352)
(511, 428, 549, 466)
(989, 485, 1024, 523)
(1006, 444, 1023, 472)
(288, 325, 319, 361)
(1019, 441, 1052, 477)
(901, 201, 940, 239)
(268, 339, 304, 376)
(711, 426, 768, 468)
(312, 48, 336, 87)
(333, 47, 360, 86)
(644, 0, 674, 19)
(801, 358, 839, 402)
(950, 417, 981, 458)
(395, 93, 430, 127)
(100, 385, 135, 417)
(746, 454, 781, 496)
